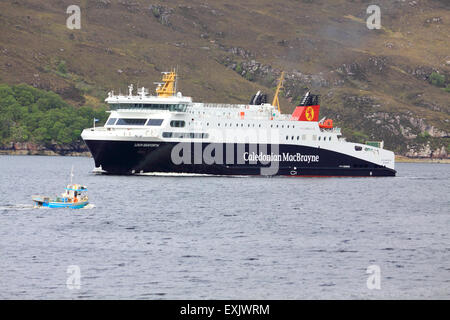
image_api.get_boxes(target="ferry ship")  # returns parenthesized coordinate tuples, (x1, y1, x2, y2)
(81, 71, 396, 177)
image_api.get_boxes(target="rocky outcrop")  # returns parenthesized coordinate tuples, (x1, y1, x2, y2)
(148, 4, 174, 26)
(406, 144, 448, 159)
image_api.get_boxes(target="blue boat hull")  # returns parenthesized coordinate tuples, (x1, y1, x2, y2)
(46, 202, 88, 209)
(33, 199, 89, 209)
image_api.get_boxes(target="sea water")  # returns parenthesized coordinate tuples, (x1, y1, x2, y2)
(0, 155, 448, 299)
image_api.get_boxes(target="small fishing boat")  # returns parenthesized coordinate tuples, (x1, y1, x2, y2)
(32, 184, 89, 209)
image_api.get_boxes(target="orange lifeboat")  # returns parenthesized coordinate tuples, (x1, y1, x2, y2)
(319, 119, 333, 129)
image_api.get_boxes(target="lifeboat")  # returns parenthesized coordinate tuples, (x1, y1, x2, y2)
(319, 119, 333, 129)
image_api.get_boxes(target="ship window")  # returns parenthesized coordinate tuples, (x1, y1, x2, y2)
(170, 120, 185, 128)
(110, 103, 187, 112)
(355, 146, 362, 151)
(286, 135, 289, 140)
(106, 118, 117, 125)
(116, 118, 146, 126)
(297, 136, 299, 140)
(147, 119, 164, 126)
(163, 132, 208, 139)
(291, 136, 294, 140)
(329, 136, 332, 141)
(318, 136, 321, 141)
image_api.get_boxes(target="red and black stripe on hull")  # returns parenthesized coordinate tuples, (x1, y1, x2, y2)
(83, 140, 396, 177)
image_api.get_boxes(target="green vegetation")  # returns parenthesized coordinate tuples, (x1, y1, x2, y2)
(416, 131, 431, 143)
(0, 83, 107, 147)
(244, 72, 254, 81)
(429, 72, 445, 87)
(235, 62, 243, 74)
(341, 128, 370, 144)
(57, 60, 67, 74)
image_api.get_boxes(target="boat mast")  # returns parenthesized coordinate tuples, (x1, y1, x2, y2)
(272, 71, 285, 113)
(70, 165, 74, 185)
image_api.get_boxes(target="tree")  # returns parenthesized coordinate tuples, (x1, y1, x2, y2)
(0, 83, 107, 148)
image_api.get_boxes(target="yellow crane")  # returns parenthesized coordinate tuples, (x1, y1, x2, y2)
(272, 71, 284, 113)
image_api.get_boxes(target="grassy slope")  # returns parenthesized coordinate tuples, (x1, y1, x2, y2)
(0, 0, 449, 154)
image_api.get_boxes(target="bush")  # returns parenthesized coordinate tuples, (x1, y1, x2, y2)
(57, 60, 68, 74)
(429, 72, 445, 87)
(235, 62, 243, 74)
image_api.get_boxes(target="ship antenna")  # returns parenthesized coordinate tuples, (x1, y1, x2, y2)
(272, 71, 285, 113)
(175, 66, 178, 94)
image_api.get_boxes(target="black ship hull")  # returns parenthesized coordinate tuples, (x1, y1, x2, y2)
(83, 140, 396, 177)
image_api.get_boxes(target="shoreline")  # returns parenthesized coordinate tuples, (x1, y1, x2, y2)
(0, 150, 91, 157)
(395, 155, 450, 164)
(1, 151, 449, 163)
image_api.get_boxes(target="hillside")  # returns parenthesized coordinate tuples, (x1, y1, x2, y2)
(0, 0, 449, 157)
